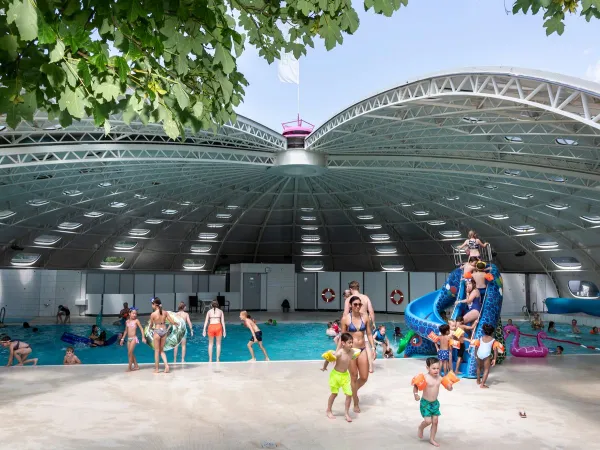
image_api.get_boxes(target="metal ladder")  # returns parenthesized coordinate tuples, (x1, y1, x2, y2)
(522, 305, 531, 322)
(453, 244, 493, 267)
(0, 307, 5, 325)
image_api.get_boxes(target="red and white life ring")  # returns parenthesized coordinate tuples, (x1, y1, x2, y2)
(390, 289, 404, 305)
(322, 288, 336, 303)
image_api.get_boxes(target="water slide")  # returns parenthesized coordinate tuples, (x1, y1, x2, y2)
(545, 298, 600, 317)
(404, 264, 504, 378)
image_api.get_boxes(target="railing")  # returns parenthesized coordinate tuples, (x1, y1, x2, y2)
(0, 307, 5, 325)
(522, 305, 531, 322)
(452, 244, 493, 267)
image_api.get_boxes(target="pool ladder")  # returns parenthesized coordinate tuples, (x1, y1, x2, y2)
(0, 307, 5, 325)
(453, 244, 494, 267)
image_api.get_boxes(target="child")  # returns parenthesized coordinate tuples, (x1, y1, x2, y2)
(507, 318, 519, 329)
(553, 345, 564, 355)
(548, 321, 557, 333)
(571, 319, 581, 334)
(591, 326, 599, 335)
(472, 323, 498, 388)
(120, 308, 146, 371)
(1, 336, 38, 366)
(435, 324, 452, 375)
(383, 347, 395, 359)
(531, 313, 543, 330)
(394, 326, 403, 338)
(63, 347, 81, 365)
(449, 317, 470, 375)
(373, 325, 390, 356)
(412, 357, 452, 447)
(320, 332, 355, 422)
(240, 311, 270, 361)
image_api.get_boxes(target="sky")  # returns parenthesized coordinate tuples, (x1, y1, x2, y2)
(234, 0, 600, 132)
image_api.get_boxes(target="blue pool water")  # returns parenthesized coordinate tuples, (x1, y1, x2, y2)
(0, 321, 405, 365)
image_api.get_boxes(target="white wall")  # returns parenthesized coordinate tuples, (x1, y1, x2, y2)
(529, 273, 559, 313)
(231, 263, 296, 311)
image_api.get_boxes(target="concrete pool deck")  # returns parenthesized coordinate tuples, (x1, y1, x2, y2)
(1, 355, 598, 449)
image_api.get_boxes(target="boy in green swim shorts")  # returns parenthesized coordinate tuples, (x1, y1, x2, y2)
(321, 332, 355, 422)
(413, 357, 452, 447)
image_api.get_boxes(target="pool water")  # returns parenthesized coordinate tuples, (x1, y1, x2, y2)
(504, 322, 600, 355)
(0, 321, 404, 366)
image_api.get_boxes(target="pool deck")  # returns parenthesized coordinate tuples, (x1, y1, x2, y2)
(1, 354, 598, 449)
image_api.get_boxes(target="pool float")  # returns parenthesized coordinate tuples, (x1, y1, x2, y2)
(503, 325, 548, 357)
(321, 349, 361, 361)
(60, 332, 119, 347)
(144, 312, 187, 351)
(325, 328, 337, 337)
(517, 330, 600, 352)
(397, 330, 416, 354)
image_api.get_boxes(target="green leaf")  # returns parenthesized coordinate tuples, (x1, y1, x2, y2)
(163, 114, 180, 139)
(128, 1, 145, 22)
(59, 110, 73, 128)
(61, 61, 78, 87)
(114, 56, 129, 83)
(40, 63, 66, 88)
(104, 119, 111, 135)
(340, 9, 360, 33)
(319, 17, 341, 50)
(97, 81, 121, 102)
(544, 16, 565, 35)
(7, 0, 38, 41)
(192, 101, 204, 119)
(214, 43, 235, 74)
(0, 35, 18, 59)
(122, 104, 137, 124)
(5, 91, 37, 128)
(175, 53, 189, 75)
(99, 18, 113, 35)
(77, 59, 92, 86)
(37, 17, 56, 44)
(49, 39, 65, 63)
(92, 101, 107, 127)
(58, 88, 87, 118)
(172, 83, 190, 110)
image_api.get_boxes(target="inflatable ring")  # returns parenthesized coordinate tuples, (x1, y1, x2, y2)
(321, 288, 336, 303)
(390, 289, 404, 305)
(144, 312, 187, 351)
(410, 335, 423, 347)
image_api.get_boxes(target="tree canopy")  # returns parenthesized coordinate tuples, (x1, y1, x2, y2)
(0, 0, 596, 139)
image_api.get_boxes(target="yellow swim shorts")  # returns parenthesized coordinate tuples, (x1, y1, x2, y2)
(329, 369, 352, 396)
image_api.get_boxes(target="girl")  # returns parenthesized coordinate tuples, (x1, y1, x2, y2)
(547, 321, 557, 333)
(471, 323, 499, 388)
(203, 300, 226, 362)
(173, 302, 194, 364)
(120, 308, 146, 371)
(1, 336, 38, 366)
(458, 230, 488, 259)
(456, 279, 481, 325)
(149, 297, 178, 373)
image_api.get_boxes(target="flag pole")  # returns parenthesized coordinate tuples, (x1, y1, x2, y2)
(297, 62, 300, 123)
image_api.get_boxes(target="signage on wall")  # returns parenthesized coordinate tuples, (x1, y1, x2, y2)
(321, 288, 336, 303)
(390, 289, 404, 305)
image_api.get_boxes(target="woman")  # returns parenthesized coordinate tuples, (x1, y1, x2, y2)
(89, 325, 106, 346)
(173, 302, 194, 364)
(456, 279, 481, 325)
(149, 297, 178, 373)
(340, 295, 375, 413)
(458, 230, 488, 259)
(203, 300, 226, 362)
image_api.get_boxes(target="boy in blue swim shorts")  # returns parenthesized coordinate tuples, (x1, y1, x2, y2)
(435, 324, 452, 376)
(413, 357, 453, 447)
(321, 332, 356, 423)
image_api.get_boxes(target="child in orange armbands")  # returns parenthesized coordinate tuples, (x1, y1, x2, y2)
(435, 324, 452, 376)
(473, 323, 498, 388)
(412, 357, 451, 447)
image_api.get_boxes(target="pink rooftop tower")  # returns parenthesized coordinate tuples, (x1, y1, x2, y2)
(281, 115, 314, 149)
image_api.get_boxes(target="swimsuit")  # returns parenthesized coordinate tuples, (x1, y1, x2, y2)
(154, 328, 168, 338)
(478, 288, 487, 299)
(348, 314, 366, 332)
(208, 323, 223, 337)
(420, 398, 441, 417)
(477, 338, 495, 360)
(468, 294, 482, 313)
(329, 369, 352, 396)
(374, 330, 386, 343)
(128, 336, 139, 344)
(437, 349, 449, 361)
(13, 341, 29, 350)
(467, 239, 479, 250)
(457, 342, 466, 358)
(249, 330, 263, 342)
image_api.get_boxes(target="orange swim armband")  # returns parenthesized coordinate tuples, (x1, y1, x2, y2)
(428, 331, 440, 343)
(441, 371, 460, 390)
(452, 328, 465, 339)
(492, 341, 505, 353)
(449, 338, 460, 349)
(470, 339, 480, 348)
(411, 373, 427, 391)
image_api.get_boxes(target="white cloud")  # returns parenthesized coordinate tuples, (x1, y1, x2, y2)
(585, 60, 600, 83)
(583, 48, 593, 55)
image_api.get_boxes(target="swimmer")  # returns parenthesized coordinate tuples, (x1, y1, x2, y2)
(456, 279, 481, 325)
(1, 336, 38, 366)
(553, 345, 564, 355)
(173, 302, 194, 364)
(413, 357, 451, 447)
(471, 262, 489, 301)
(457, 230, 488, 259)
(394, 326, 403, 339)
(343, 281, 376, 373)
(373, 325, 391, 358)
(531, 313, 543, 330)
(474, 323, 498, 388)
(149, 297, 179, 374)
(571, 319, 581, 334)
(506, 318, 518, 329)
(120, 308, 146, 371)
(547, 321, 557, 333)
(203, 300, 225, 363)
(63, 347, 81, 365)
(56, 305, 71, 324)
(591, 326, 599, 335)
(435, 324, 452, 375)
(113, 302, 130, 326)
(321, 332, 355, 422)
(340, 295, 375, 413)
(240, 311, 269, 361)
(89, 325, 106, 346)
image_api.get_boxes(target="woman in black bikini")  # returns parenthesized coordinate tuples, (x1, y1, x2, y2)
(1, 336, 38, 366)
(339, 296, 374, 413)
(149, 297, 178, 373)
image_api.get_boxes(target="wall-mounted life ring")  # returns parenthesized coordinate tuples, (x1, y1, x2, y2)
(390, 289, 404, 305)
(321, 288, 336, 303)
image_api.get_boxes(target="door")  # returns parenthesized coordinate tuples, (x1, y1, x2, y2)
(296, 273, 317, 310)
(243, 273, 262, 310)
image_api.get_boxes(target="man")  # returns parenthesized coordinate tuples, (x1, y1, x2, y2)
(343, 281, 376, 373)
(113, 302, 130, 326)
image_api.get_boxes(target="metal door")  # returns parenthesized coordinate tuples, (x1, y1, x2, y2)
(296, 273, 317, 310)
(243, 273, 262, 310)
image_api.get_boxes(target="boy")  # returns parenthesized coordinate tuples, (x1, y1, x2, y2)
(373, 325, 391, 357)
(472, 323, 498, 388)
(553, 345, 564, 355)
(571, 319, 581, 334)
(240, 311, 270, 361)
(321, 332, 355, 422)
(435, 324, 452, 375)
(63, 347, 81, 365)
(413, 357, 451, 447)
(1, 336, 38, 366)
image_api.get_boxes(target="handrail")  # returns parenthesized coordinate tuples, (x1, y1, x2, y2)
(0, 306, 5, 324)
(452, 244, 494, 267)
(522, 305, 531, 322)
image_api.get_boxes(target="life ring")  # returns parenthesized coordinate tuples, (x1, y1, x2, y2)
(144, 312, 187, 351)
(321, 288, 336, 303)
(390, 289, 404, 305)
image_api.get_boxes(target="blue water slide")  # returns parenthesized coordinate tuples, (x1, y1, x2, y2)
(545, 298, 600, 317)
(404, 264, 504, 378)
